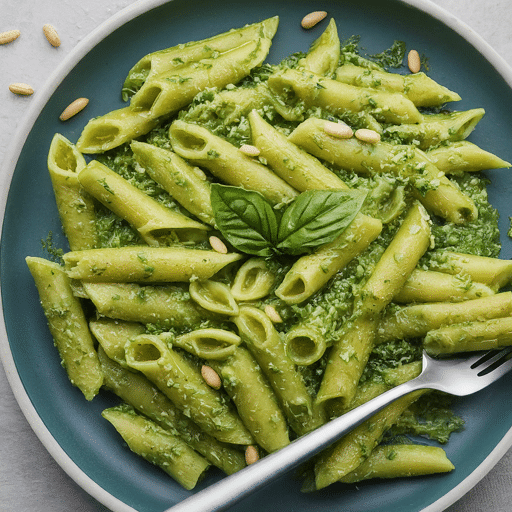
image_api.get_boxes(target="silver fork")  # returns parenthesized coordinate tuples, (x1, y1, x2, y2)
(164, 349, 512, 512)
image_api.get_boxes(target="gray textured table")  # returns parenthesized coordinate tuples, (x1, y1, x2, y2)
(1, 0, 512, 511)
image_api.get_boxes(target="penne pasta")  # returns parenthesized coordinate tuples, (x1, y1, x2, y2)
(169, 120, 298, 205)
(288, 117, 478, 224)
(125, 334, 253, 445)
(64, 246, 243, 282)
(47, 134, 98, 250)
(26, 257, 103, 400)
(27, 14, 512, 492)
(78, 160, 208, 246)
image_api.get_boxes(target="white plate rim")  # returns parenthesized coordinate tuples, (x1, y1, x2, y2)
(1, 0, 512, 510)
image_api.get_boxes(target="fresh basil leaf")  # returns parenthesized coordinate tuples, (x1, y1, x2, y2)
(276, 190, 367, 255)
(210, 184, 278, 257)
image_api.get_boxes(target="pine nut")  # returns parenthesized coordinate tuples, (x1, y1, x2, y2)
(301, 11, 328, 29)
(9, 83, 34, 96)
(355, 128, 381, 144)
(239, 144, 261, 157)
(209, 235, 228, 254)
(408, 49, 421, 73)
(245, 445, 259, 465)
(59, 97, 89, 121)
(43, 24, 61, 47)
(324, 120, 353, 139)
(0, 29, 20, 45)
(201, 365, 222, 390)
(264, 304, 283, 323)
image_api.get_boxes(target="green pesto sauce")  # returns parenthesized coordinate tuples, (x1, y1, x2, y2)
(89, 39, 502, 445)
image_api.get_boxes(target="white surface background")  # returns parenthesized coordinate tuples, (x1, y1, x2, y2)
(1, 0, 512, 511)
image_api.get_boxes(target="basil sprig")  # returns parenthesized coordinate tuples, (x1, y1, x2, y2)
(210, 184, 367, 257)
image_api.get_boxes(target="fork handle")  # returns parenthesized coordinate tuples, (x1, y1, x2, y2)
(163, 379, 422, 512)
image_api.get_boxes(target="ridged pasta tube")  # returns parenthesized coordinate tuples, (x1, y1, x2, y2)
(78, 160, 208, 246)
(47, 134, 98, 250)
(102, 404, 210, 489)
(169, 120, 298, 205)
(233, 306, 325, 435)
(267, 68, 423, 125)
(334, 63, 461, 107)
(288, 117, 478, 224)
(98, 346, 246, 475)
(131, 141, 215, 226)
(26, 257, 103, 400)
(64, 247, 243, 283)
(125, 334, 253, 445)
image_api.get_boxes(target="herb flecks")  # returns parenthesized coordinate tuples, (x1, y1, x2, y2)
(41, 232, 64, 264)
(369, 40, 407, 69)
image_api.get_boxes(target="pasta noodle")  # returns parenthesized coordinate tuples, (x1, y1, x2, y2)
(26, 14, 512, 493)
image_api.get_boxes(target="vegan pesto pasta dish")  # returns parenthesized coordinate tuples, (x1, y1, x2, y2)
(25, 13, 512, 493)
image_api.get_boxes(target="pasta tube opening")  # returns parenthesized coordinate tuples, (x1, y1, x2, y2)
(285, 327, 327, 366)
(129, 339, 163, 364)
(189, 279, 239, 316)
(81, 124, 121, 147)
(50, 134, 83, 173)
(234, 308, 270, 348)
(276, 275, 307, 303)
(132, 85, 162, 112)
(170, 126, 209, 154)
(174, 329, 241, 359)
(231, 258, 275, 301)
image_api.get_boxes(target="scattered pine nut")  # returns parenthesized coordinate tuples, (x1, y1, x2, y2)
(264, 304, 283, 323)
(59, 97, 89, 121)
(43, 24, 61, 47)
(355, 128, 381, 144)
(201, 365, 222, 390)
(0, 29, 20, 45)
(209, 235, 228, 254)
(239, 144, 261, 157)
(408, 49, 421, 73)
(324, 120, 353, 139)
(301, 11, 328, 29)
(245, 445, 259, 465)
(9, 83, 34, 96)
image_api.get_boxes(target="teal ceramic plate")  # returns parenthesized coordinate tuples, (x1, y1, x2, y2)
(1, 0, 512, 511)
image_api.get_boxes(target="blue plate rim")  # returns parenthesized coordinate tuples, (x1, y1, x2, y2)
(1, 1, 512, 511)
